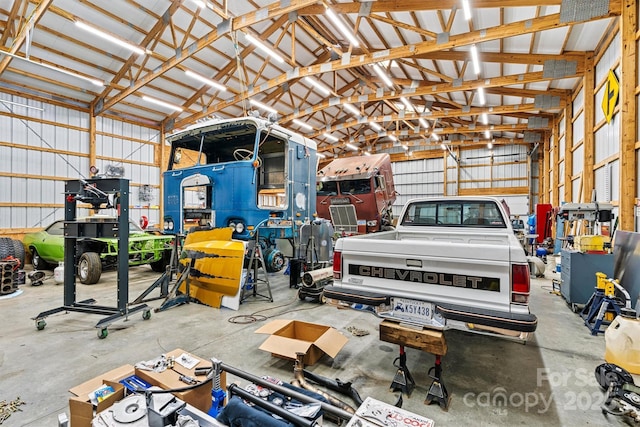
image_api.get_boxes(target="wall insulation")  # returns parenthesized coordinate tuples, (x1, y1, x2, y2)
(0, 94, 162, 236)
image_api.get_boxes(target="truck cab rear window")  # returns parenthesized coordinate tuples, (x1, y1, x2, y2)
(402, 201, 506, 228)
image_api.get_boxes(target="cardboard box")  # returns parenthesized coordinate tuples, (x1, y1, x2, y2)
(68, 364, 134, 427)
(134, 348, 212, 412)
(254, 319, 348, 365)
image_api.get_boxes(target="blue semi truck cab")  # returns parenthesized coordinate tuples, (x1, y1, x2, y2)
(162, 116, 319, 271)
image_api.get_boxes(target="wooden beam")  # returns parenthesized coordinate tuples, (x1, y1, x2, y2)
(176, 11, 600, 129)
(299, 1, 564, 15)
(552, 116, 560, 206)
(458, 186, 529, 196)
(583, 53, 595, 204)
(620, 0, 637, 231)
(298, 102, 559, 139)
(0, 0, 53, 73)
(564, 104, 573, 203)
(97, 0, 319, 115)
(543, 139, 550, 203)
(412, 50, 585, 67)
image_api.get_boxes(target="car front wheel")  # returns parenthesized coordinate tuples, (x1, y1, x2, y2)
(31, 248, 50, 270)
(78, 252, 102, 285)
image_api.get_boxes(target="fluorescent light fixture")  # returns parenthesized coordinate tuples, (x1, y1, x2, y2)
(304, 76, 331, 96)
(364, 151, 371, 156)
(323, 133, 339, 142)
(325, 7, 360, 47)
(0, 100, 44, 111)
(75, 21, 148, 56)
(185, 70, 226, 91)
(487, 142, 493, 149)
(470, 44, 480, 75)
(193, 0, 206, 7)
(485, 130, 491, 139)
(462, 0, 472, 20)
(142, 95, 183, 112)
(343, 103, 361, 116)
(345, 143, 359, 151)
(419, 118, 429, 128)
(432, 132, 440, 141)
(372, 63, 394, 87)
(441, 143, 447, 150)
(293, 119, 313, 130)
(245, 33, 285, 63)
(249, 99, 278, 114)
(481, 112, 488, 124)
(400, 97, 414, 111)
(402, 144, 408, 150)
(388, 135, 397, 142)
(477, 86, 486, 105)
(369, 121, 382, 131)
(0, 51, 105, 87)
(317, 152, 326, 158)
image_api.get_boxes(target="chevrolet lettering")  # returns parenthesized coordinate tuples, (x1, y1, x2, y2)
(349, 264, 499, 291)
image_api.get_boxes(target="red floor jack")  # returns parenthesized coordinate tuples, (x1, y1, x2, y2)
(390, 345, 415, 396)
(425, 355, 450, 410)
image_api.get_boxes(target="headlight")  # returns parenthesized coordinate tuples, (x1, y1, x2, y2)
(164, 221, 169, 230)
(367, 220, 378, 227)
(235, 222, 245, 233)
(228, 221, 236, 229)
(168, 220, 174, 230)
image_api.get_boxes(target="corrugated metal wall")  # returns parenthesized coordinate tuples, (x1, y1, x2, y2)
(0, 94, 162, 233)
(391, 144, 532, 217)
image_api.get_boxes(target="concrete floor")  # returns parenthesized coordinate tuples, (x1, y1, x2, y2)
(0, 262, 635, 427)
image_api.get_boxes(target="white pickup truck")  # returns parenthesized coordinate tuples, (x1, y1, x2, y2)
(323, 196, 537, 341)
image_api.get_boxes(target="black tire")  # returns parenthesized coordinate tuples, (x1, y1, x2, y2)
(150, 250, 170, 273)
(0, 237, 12, 260)
(31, 248, 50, 270)
(11, 240, 26, 268)
(78, 252, 102, 285)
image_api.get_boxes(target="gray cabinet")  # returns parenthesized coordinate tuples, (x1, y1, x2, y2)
(560, 250, 614, 308)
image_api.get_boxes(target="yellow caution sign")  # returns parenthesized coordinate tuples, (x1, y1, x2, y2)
(602, 70, 619, 124)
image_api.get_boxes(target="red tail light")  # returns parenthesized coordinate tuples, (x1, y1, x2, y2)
(333, 250, 342, 280)
(511, 264, 530, 304)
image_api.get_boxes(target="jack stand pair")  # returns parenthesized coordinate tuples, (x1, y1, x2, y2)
(389, 346, 449, 410)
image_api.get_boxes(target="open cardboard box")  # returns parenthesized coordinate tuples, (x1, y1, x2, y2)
(134, 348, 213, 412)
(255, 319, 348, 365)
(68, 364, 134, 427)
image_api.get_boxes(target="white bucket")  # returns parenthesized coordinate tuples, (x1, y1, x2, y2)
(53, 262, 64, 284)
(605, 312, 640, 375)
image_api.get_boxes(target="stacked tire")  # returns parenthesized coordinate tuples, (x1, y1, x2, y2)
(0, 238, 26, 295)
(0, 238, 26, 269)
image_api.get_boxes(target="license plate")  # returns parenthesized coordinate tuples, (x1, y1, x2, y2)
(391, 298, 434, 323)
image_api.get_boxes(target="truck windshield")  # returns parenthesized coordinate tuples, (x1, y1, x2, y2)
(402, 200, 506, 227)
(339, 179, 371, 195)
(317, 181, 338, 196)
(167, 122, 258, 170)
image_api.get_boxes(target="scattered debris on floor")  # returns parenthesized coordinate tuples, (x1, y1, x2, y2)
(346, 326, 370, 336)
(0, 397, 25, 424)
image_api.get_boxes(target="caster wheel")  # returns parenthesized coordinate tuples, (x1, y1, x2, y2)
(36, 319, 46, 330)
(142, 309, 151, 320)
(98, 328, 108, 339)
(320, 293, 327, 304)
(298, 290, 306, 301)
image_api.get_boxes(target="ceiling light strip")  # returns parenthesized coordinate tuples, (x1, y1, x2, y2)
(245, 33, 285, 63)
(249, 99, 278, 114)
(185, 70, 227, 91)
(470, 44, 480, 75)
(0, 51, 105, 87)
(372, 63, 394, 87)
(293, 118, 313, 130)
(325, 8, 360, 47)
(75, 21, 148, 56)
(142, 95, 183, 112)
(303, 76, 331, 96)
